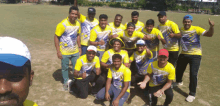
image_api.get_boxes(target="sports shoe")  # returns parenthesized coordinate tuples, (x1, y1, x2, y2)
(172, 82, 183, 87)
(186, 95, 195, 102)
(63, 79, 73, 92)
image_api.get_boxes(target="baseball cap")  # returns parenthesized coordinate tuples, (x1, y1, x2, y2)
(158, 49, 169, 57)
(157, 11, 166, 16)
(183, 14, 193, 21)
(88, 7, 96, 13)
(109, 37, 125, 48)
(136, 39, 146, 45)
(87, 45, 97, 52)
(0, 37, 31, 67)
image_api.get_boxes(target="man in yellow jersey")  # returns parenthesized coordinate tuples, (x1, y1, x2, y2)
(77, 7, 99, 55)
(157, 11, 181, 66)
(175, 15, 214, 102)
(138, 49, 175, 106)
(90, 14, 113, 60)
(73, 46, 104, 98)
(0, 37, 38, 106)
(54, 6, 81, 91)
(142, 19, 166, 61)
(125, 11, 144, 32)
(109, 14, 126, 35)
(96, 54, 131, 106)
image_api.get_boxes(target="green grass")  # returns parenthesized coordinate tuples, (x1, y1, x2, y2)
(0, 4, 219, 106)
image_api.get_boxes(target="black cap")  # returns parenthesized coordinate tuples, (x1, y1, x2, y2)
(157, 11, 166, 16)
(88, 7, 96, 13)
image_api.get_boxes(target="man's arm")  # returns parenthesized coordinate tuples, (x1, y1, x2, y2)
(145, 47, 152, 58)
(154, 79, 172, 97)
(138, 74, 151, 89)
(203, 18, 214, 37)
(108, 34, 118, 39)
(54, 35, 63, 59)
(142, 34, 152, 40)
(90, 40, 105, 46)
(105, 78, 112, 101)
(95, 68, 101, 75)
(74, 0, 77, 7)
(77, 34, 81, 55)
(101, 62, 111, 69)
(73, 70, 86, 79)
(168, 33, 182, 38)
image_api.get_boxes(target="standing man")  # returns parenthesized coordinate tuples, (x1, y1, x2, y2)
(109, 14, 126, 35)
(157, 11, 181, 66)
(138, 49, 175, 106)
(77, 7, 99, 55)
(96, 54, 131, 106)
(125, 11, 144, 32)
(73, 46, 104, 98)
(54, 6, 81, 91)
(0, 37, 38, 106)
(90, 14, 113, 60)
(175, 15, 214, 102)
(142, 19, 166, 61)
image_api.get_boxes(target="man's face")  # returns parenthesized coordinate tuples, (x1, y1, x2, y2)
(113, 58, 122, 69)
(114, 16, 122, 27)
(86, 51, 96, 61)
(158, 55, 168, 64)
(99, 18, 107, 29)
(0, 63, 33, 106)
(136, 45, 145, 52)
(183, 19, 192, 30)
(113, 41, 121, 52)
(158, 15, 167, 24)
(132, 15, 138, 23)
(146, 24, 154, 32)
(69, 10, 78, 22)
(88, 13, 95, 21)
(127, 26, 135, 36)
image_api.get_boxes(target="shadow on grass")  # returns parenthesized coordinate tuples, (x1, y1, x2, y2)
(52, 68, 74, 84)
(93, 99, 106, 106)
(173, 86, 188, 97)
(126, 87, 150, 105)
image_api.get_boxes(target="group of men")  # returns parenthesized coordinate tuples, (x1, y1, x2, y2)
(53, 5, 214, 106)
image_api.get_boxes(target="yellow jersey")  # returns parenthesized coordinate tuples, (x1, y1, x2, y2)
(125, 20, 145, 32)
(147, 61, 175, 87)
(158, 20, 180, 51)
(55, 17, 81, 55)
(109, 22, 126, 35)
(142, 28, 164, 51)
(90, 25, 113, 51)
(107, 64, 131, 93)
(79, 14, 99, 46)
(180, 25, 206, 55)
(23, 100, 38, 106)
(101, 48, 129, 64)
(75, 55, 100, 79)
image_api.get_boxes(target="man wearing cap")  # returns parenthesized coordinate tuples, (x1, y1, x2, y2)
(109, 14, 126, 35)
(54, 6, 81, 91)
(175, 15, 214, 102)
(73, 45, 104, 98)
(142, 19, 166, 61)
(0, 37, 38, 106)
(90, 14, 113, 60)
(77, 7, 99, 55)
(157, 11, 181, 66)
(138, 49, 175, 106)
(124, 11, 144, 32)
(96, 54, 131, 106)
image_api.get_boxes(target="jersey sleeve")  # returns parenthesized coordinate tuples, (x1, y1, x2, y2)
(124, 68, 131, 82)
(171, 22, 180, 34)
(129, 53, 135, 61)
(136, 31, 145, 38)
(74, 58, 83, 71)
(55, 23, 65, 37)
(196, 26, 206, 36)
(107, 68, 112, 79)
(168, 64, 175, 80)
(157, 30, 164, 39)
(117, 31, 124, 37)
(89, 28, 97, 42)
(123, 51, 130, 63)
(124, 23, 128, 29)
(147, 62, 153, 74)
(79, 14, 86, 23)
(149, 51, 153, 59)
(77, 23, 81, 34)
(95, 57, 101, 68)
(101, 51, 110, 63)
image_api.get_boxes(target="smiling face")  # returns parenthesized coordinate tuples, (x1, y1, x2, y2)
(136, 44, 145, 53)
(158, 15, 167, 24)
(69, 10, 78, 22)
(0, 63, 33, 106)
(146, 24, 154, 33)
(86, 51, 96, 61)
(88, 13, 95, 21)
(127, 26, 135, 36)
(132, 15, 138, 24)
(114, 16, 122, 27)
(113, 41, 122, 52)
(158, 55, 168, 64)
(113, 58, 122, 70)
(99, 18, 107, 29)
(183, 19, 192, 30)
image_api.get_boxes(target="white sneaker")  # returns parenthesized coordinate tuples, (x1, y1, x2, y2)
(186, 95, 195, 102)
(67, 79, 73, 92)
(172, 82, 183, 87)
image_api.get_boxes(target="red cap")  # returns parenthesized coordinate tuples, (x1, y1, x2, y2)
(159, 49, 169, 57)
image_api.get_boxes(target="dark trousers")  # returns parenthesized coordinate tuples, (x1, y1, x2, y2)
(150, 84, 173, 106)
(81, 45, 88, 56)
(176, 54, 201, 96)
(168, 51, 179, 66)
(75, 72, 104, 99)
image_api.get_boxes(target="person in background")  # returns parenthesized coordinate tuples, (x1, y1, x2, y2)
(109, 14, 126, 35)
(125, 11, 144, 32)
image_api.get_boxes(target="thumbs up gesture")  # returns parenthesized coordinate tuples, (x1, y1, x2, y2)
(209, 18, 214, 27)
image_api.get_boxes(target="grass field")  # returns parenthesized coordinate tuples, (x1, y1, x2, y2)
(0, 4, 219, 106)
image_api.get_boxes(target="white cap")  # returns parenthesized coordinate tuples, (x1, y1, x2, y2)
(87, 45, 97, 52)
(136, 39, 146, 45)
(0, 37, 31, 67)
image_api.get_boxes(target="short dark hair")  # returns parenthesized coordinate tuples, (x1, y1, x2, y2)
(115, 14, 123, 19)
(112, 54, 122, 61)
(127, 22, 135, 29)
(69, 6, 79, 14)
(146, 19, 155, 26)
(131, 11, 139, 17)
(99, 14, 108, 20)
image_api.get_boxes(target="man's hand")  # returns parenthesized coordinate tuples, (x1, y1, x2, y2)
(157, 34, 162, 40)
(79, 48, 82, 55)
(154, 89, 163, 97)
(105, 92, 111, 101)
(209, 18, 214, 27)
(111, 34, 118, 39)
(137, 82, 146, 89)
(100, 40, 105, 45)
(82, 72, 87, 79)
(145, 35, 152, 40)
(112, 99, 119, 106)
(57, 52, 63, 59)
(168, 33, 175, 38)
